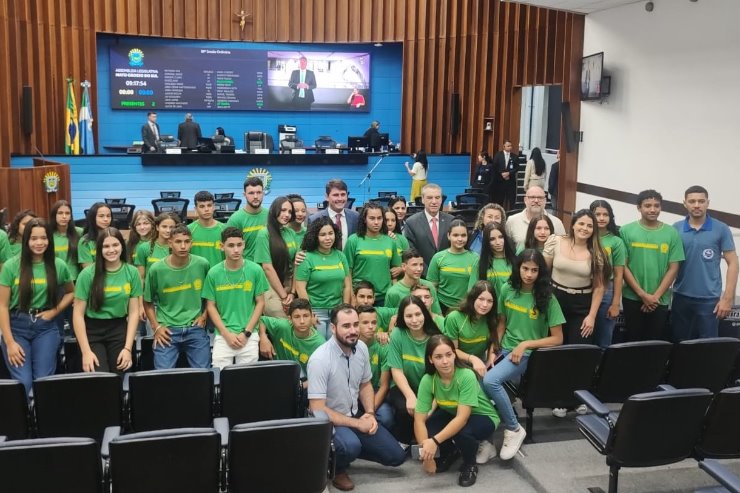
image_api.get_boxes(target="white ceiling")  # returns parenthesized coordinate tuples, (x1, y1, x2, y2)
(504, 0, 644, 14)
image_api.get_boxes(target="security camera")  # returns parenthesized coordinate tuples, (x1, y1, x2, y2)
(645, 1, 654, 11)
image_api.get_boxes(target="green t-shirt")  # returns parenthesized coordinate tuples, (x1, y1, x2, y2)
(444, 310, 491, 359)
(384, 278, 443, 315)
(392, 234, 410, 258)
(433, 314, 446, 330)
(427, 249, 479, 307)
(0, 256, 71, 309)
(599, 232, 626, 281)
(498, 283, 565, 354)
(619, 221, 685, 305)
(226, 207, 269, 261)
(0, 229, 10, 265)
(261, 316, 324, 376)
(387, 328, 429, 392)
(366, 339, 390, 391)
(375, 306, 396, 333)
(53, 227, 83, 280)
(470, 257, 512, 299)
(8, 241, 22, 259)
(134, 241, 171, 279)
(344, 233, 400, 299)
(202, 260, 269, 334)
(77, 237, 97, 265)
(188, 221, 226, 268)
(75, 263, 142, 319)
(293, 226, 307, 251)
(253, 227, 298, 266)
(415, 367, 500, 427)
(143, 255, 210, 327)
(294, 249, 349, 309)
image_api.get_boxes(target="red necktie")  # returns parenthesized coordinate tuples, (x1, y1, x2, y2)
(430, 217, 439, 247)
(335, 212, 343, 230)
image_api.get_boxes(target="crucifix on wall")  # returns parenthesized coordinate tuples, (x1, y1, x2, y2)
(234, 7, 252, 34)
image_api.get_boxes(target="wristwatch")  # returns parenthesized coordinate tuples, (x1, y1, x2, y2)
(242, 329, 252, 338)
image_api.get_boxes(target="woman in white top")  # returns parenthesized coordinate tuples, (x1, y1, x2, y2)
(404, 149, 429, 202)
(523, 147, 547, 191)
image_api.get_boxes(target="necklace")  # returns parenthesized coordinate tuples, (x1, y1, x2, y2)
(224, 266, 245, 287)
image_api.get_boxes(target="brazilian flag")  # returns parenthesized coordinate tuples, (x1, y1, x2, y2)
(64, 78, 79, 155)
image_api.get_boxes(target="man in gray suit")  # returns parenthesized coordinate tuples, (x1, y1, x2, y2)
(403, 183, 454, 273)
(177, 113, 202, 149)
(308, 179, 359, 250)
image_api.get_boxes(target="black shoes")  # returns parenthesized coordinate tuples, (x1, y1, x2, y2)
(434, 448, 461, 473)
(458, 464, 478, 487)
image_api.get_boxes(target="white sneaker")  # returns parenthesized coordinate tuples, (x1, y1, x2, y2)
(475, 440, 497, 464)
(576, 404, 588, 415)
(552, 407, 567, 418)
(499, 426, 526, 460)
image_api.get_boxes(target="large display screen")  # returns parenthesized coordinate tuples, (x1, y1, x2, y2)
(110, 45, 371, 112)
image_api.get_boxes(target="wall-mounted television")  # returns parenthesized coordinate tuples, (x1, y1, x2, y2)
(581, 52, 604, 101)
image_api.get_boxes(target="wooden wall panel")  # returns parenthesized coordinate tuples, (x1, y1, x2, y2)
(1, 0, 584, 212)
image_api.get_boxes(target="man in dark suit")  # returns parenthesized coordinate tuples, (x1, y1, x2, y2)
(288, 56, 317, 110)
(141, 111, 160, 153)
(403, 183, 454, 273)
(177, 113, 202, 149)
(308, 179, 359, 250)
(489, 140, 518, 210)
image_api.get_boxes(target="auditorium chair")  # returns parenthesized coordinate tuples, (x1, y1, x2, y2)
(665, 337, 740, 392)
(505, 344, 602, 441)
(109, 204, 136, 230)
(453, 193, 488, 210)
(102, 427, 224, 493)
(219, 361, 303, 426)
(0, 437, 102, 493)
(246, 131, 272, 153)
(369, 196, 393, 208)
(33, 373, 122, 444)
(213, 197, 242, 221)
(590, 341, 673, 403)
(159, 191, 181, 198)
(694, 385, 740, 460)
(151, 197, 190, 223)
(377, 191, 397, 198)
(125, 368, 215, 432)
(314, 135, 337, 152)
(279, 135, 304, 153)
(452, 209, 479, 231)
(575, 387, 713, 493)
(227, 416, 333, 493)
(104, 198, 127, 205)
(698, 460, 740, 493)
(213, 192, 234, 200)
(0, 379, 30, 440)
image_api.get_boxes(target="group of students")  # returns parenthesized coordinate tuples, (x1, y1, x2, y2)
(0, 175, 735, 489)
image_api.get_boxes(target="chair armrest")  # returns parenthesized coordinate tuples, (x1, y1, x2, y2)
(122, 372, 130, 393)
(574, 390, 610, 418)
(700, 460, 740, 493)
(101, 426, 122, 458)
(657, 384, 676, 391)
(210, 367, 220, 386)
(213, 417, 230, 448)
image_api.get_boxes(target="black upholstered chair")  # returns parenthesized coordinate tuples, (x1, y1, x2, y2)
(591, 340, 672, 403)
(0, 379, 30, 440)
(227, 417, 333, 493)
(507, 344, 603, 440)
(575, 387, 713, 493)
(33, 372, 122, 444)
(665, 337, 740, 392)
(213, 197, 242, 221)
(219, 360, 303, 426)
(151, 197, 190, 222)
(0, 437, 102, 493)
(694, 386, 740, 460)
(454, 192, 488, 210)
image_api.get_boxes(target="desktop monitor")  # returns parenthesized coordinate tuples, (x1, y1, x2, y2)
(348, 136, 369, 150)
(197, 137, 217, 152)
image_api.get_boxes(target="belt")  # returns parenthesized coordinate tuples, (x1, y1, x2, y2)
(551, 281, 593, 295)
(11, 307, 52, 316)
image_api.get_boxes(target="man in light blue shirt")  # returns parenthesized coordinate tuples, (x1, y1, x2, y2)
(672, 186, 738, 341)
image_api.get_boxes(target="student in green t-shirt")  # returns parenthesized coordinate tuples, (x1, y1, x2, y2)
(78, 203, 112, 268)
(135, 212, 180, 282)
(387, 295, 441, 444)
(414, 334, 500, 486)
(126, 210, 155, 263)
(188, 191, 225, 269)
(225, 176, 269, 261)
(294, 217, 351, 339)
(0, 228, 10, 271)
(357, 305, 394, 430)
(620, 189, 685, 342)
(203, 227, 269, 369)
(143, 224, 211, 369)
(385, 249, 442, 315)
(7, 209, 38, 260)
(411, 284, 446, 330)
(254, 196, 298, 319)
(344, 203, 401, 305)
(73, 227, 140, 374)
(353, 280, 397, 343)
(50, 200, 82, 281)
(287, 194, 308, 254)
(0, 218, 74, 395)
(258, 298, 324, 380)
(385, 207, 409, 280)
(444, 280, 498, 377)
(427, 219, 479, 313)
(482, 249, 564, 461)
(472, 221, 516, 299)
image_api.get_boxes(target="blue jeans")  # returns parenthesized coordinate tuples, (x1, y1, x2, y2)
(313, 309, 332, 340)
(670, 293, 719, 342)
(376, 402, 395, 431)
(153, 325, 211, 369)
(1, 312, 61, 395)
(594, 283, 616, 348)
(482, 350, 529, 431)
(333, 422, 406, 473)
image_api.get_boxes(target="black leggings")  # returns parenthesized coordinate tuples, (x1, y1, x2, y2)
(85, 316, 128, 373)
(425, 409, 495, 466)
(388, 386, 415, 444)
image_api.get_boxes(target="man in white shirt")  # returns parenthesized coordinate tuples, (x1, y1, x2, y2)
(506, 185, 565, 248)
(288, 56, 317, 110)
(403, 183, 454, 273)
(308, 179, 359, 250)
(141, 111, 160, 153)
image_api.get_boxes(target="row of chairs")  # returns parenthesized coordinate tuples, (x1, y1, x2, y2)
(0, 361, 303, 443)
(505, 338, 740, 441)
(0, 415, 333, 493)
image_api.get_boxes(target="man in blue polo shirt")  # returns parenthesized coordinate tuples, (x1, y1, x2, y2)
(672, 185, 738, 341)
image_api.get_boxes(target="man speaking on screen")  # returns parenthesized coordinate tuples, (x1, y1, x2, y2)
(289, 56, 317, 110)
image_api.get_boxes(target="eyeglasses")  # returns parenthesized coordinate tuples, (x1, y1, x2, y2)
(526, 195, 546, 201)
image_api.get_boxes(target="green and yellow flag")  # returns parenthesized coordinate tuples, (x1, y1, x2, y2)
(64, 78, 79, 155)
